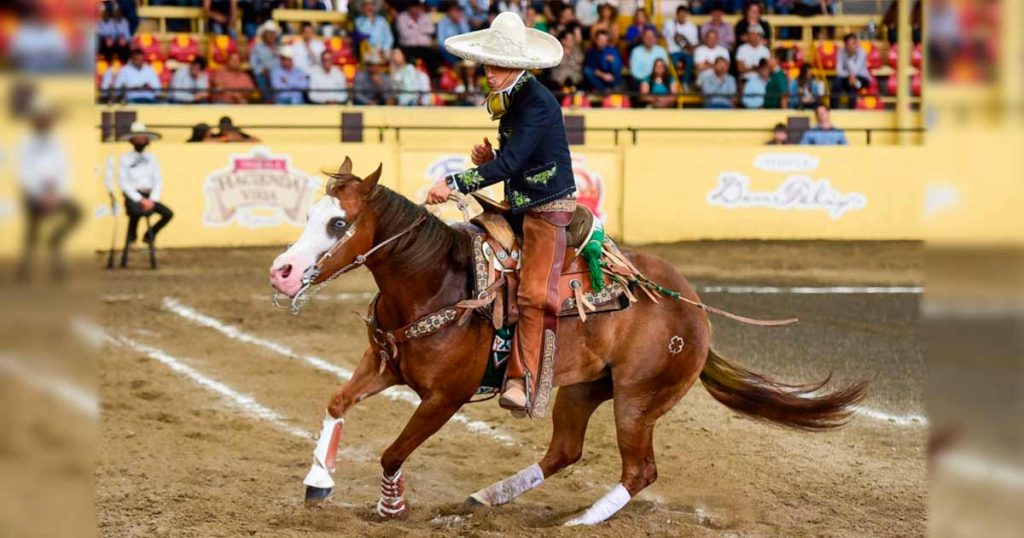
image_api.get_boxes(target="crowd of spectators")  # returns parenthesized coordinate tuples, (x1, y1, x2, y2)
(97, 0, 909, 110)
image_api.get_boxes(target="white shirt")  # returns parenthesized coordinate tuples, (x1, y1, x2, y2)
(575, 0, 600, 27)
(662, 18, 699, 54)
(169, 66, 209, 103)
(290, 38, 326, 74)
(308, 65, 349, 104)
(114, 63, 162, 101)
(694, 45, 730, 72)
(119, 151, 163, 202)
(17, 133, 69, 199)
(735, 43, 770, 71)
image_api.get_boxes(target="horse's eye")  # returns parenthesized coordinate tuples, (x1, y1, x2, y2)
(331, 218, 346, 230)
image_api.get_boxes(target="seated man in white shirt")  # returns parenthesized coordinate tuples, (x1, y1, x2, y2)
(118, 122, 173, 246)
(169, 57, 210, 103)
(290, 22, 326, 74)
(735, 24, 770, 80)
(308, 50, 349, 104)
(693, 29, 730, 83)
(114, 48, 163, 103)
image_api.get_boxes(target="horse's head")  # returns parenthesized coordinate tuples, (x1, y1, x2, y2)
(269, 156, 381, 299)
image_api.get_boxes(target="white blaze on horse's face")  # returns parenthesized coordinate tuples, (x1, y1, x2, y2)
(269, 196, 347, 297)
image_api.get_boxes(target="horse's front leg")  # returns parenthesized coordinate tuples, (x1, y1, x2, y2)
(376, 394, 463, 519)
(304, 348, 398, 503)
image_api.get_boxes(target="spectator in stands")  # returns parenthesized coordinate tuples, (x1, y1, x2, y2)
(832, 33, 871, 109)
(589, 4, 620, 46)
(460, 0, 491, 30)
(270, 48, 309, 104)
(212, 51, 256, 104)
(764, 51, 789, 108)
(767, 122, 789, 145)
(241, 0, 286, 40)
(794, 0, 830, 16)
(524, 5, 547, 32)
(694, 29, 730, 82)
(882, 0, 922, 45)
(800, 105, 847, 145)
(735, 25, 770, 80)
(187, 123, 213, 143)
(583, 30, 623, 91)
(170, 57, 211, 103)
(390, 48, 431, 106)
(548, 31, 584, 91)
(98, 3, 131, 63)
(662, 3, 698, 88)
(550, 5, 583, 45)
(437, 2, 471, 64)
(496, 0, 530, 19)
(639, 58, 678, 109)
(204, 0, 239, 37)
(291, 22, 326, 74)
(115, 0, 140, 36)
(353, 51, 392, 105)
(575, 0, 600, 29)
(790, 64, 825, 109)
(624, 8, 657, 50)
(355, 1, 395, 59)
(213, 116, 260, 142)
(735, 1, 772, 45)
(309, 50, 349, 104)
(700, 4, 735, 50)
(699, 56, 736, 108)
(397, 1, 441, 75)
(114, 49, 162, 104)
(250, 20, 282, 103)
(741, 58, 769, 109)
(628, 28, 669, 89)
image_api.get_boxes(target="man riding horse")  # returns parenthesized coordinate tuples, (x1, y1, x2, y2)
(426, 12, 572, 417)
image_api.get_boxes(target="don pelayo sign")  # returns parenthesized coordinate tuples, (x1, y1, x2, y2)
(203, 147, 320, 228)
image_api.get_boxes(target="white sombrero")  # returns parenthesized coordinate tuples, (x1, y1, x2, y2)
(443, 12, 562, 70)
(117, 121, 162, 142)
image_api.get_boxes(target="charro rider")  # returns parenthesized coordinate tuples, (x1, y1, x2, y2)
(426, 12, 574, 418)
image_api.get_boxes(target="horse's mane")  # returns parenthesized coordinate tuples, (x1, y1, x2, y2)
(325, 173, 473, 275)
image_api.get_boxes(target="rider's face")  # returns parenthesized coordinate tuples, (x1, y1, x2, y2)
(485, 65, 521, 93)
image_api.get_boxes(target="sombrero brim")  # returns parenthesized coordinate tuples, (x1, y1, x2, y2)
(117, 131, 162, 142)
(444, 28, 563, 70)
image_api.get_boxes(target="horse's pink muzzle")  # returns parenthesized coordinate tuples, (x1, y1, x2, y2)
(269, 255, 305, 298)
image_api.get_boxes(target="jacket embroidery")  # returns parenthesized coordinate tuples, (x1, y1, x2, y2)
(509, 190, 532, 208)
(456, 169, 484, 191)
(526, 163, 557, 186)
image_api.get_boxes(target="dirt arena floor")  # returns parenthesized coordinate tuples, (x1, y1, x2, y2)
(96, 241, 927, 537)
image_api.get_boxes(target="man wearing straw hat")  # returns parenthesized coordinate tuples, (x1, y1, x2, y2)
(118, 122, 173, 246)
(426, 12, 574, 418)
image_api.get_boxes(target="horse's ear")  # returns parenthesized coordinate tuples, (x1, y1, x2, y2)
(338, 156, 353, 176)
(361, 163, 383, 191)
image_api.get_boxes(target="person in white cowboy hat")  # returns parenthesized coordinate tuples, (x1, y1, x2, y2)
(250, 19, 282, 102)
(271, 46, 309, 104)
(117, 121, 173, 247)
(425, 12, 575, 418)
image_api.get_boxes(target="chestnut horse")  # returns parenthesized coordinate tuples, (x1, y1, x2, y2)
(268, 158, 866, 525)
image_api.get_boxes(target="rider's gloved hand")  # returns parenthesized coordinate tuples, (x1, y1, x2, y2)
(471, 137, 494, 166)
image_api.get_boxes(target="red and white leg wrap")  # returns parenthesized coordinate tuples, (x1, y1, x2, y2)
(376, 469, 407, 518)
(564, 483, 632, 526)
(303, 413, 345, 489)
(469, 463, 545, 506)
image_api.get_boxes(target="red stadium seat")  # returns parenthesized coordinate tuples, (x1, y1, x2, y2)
(887, 45, 898, 69)
(561, 92, 591, 108)
(861, 41, 882, 70)
(341, 63, 357, 84)
(601, 94, 631, 109)
(855, 95, 885, 110)
(133, 33, 165, 62)
(912, 72, 922, 96)
(168, 34, 200, 63)
(816, 41, 838, 70)
(886, 74, 898, 95)
(209, 34, 237, 67)
(864, 75, 879, 95)
(911, 43, 922, 69)
(326, 36, 358, 65)
(151, 60, 173, 87)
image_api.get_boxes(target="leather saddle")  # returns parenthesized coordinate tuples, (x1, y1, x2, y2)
(466, 193, 632, 328)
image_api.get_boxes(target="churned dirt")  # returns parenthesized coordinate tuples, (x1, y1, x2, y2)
(96, 241, 926, 537)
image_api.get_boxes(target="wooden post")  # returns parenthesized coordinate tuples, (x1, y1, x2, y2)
(895, 0, 912, 145)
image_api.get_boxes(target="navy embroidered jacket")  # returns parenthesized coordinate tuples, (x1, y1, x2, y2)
(448, 75, 576, 213)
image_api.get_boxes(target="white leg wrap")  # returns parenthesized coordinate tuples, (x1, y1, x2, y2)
(469, 463, 545, 506)
(376, 469, 407, 517)
(564, 484, 632, 526)
(303, 414, 345, 489)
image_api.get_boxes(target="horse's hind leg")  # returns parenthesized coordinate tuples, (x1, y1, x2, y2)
(467, 378, 612, 506)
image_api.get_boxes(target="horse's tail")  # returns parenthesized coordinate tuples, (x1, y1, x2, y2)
(699, 348, 868, 431)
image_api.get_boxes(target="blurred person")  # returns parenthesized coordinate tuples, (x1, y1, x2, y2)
(831, 33, 871, 109)
(271, 48, 309, 104)
(355, 1, 395, 58)
(575, 0, 600, 29)
(15, 98, 80, 281)
(250, 20, 282, 102)
(550, 5, 583, 45)
(396, 0, 441, 75)
(460, 0, 490, 30)
(353, 51, 392, 105)
(118, 122, 174, 246)
(437, 2, 471, 64)
(764, 50, 789, 108)
(639, 58, 678, 108)
(308, 50, 349, 104)
(240, 0, 286, 39)
(589, 3, 620, 46)
(735, 1, 771, 45)
(116, 0, 141, 35)
(496, 0, 529, 19)
(699, 56, 736, 108)
(187, 123, 213, 142)
(766, 122, 789, 145)
(169, 57, 211, 104)
(10, 11, 72, 72)
(204, 0, 239, 37)
(548, 31, 584, 91)
(742, 58, 770, 109)
(291, 22, 326, 74)
(794, 0, 829, 16)
(390, 48, 431, 106)
(211, 51, 256, 104)
(693, 28, 729, 82)
(735, 25, 770, 80)
(583, 30, 623, 91)
(883, 0, 922, 45)
(790, 63, 825, 109)
(628, 28, 669, 90)
(98, 3, 132, 63)
(663, 3, 698, 87)
(524, 5, 547, 32)
(114, 48, 162, 104)
(800, 104, 847, 145)
(623, 8, 657, 50)
(213, 116, 260, 142)
(927, 0, 960, 78)
(700, 3, 734, 50)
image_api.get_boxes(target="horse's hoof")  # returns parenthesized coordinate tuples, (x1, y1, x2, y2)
(304, 486, 332, 505)
(376, 499, 408, 520)
(463, 495, 484, 507)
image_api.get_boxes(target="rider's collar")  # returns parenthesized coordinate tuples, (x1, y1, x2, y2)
(486, 71, 532, 121)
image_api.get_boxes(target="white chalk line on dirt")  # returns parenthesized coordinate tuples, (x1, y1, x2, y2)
(699, 285, 923, 295)
(114, 333, 313, 440)
(852, 407, 927, 427)
(0, 353, 99, 418)
(162, 297, 516, 446)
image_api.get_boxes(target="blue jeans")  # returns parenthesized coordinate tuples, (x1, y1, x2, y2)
(274, 90, 305, 104)
(583, 67, 620, 91)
